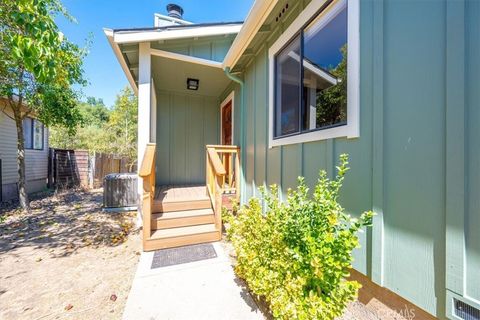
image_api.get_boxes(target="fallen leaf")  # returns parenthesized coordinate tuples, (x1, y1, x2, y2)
(36, 257, 42, 262)
(65, 304, 73, 311)
(110, 294, 117, 302)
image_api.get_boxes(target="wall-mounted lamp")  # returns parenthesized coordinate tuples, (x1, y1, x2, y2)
(187, 78, 199, 90)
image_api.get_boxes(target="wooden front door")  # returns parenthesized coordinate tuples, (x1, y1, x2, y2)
(221, 101, 232, 145)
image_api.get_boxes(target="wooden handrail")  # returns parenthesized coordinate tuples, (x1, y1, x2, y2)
(207, 148, 226, 176)
(139, 143, 156, 177)
(140, 143, 156, 249)
(206, 145, 240, 231)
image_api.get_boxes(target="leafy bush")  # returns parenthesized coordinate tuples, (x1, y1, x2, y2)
(224, 154, 373, 319)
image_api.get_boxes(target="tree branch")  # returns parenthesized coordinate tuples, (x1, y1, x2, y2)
(1, 104, 15, 121)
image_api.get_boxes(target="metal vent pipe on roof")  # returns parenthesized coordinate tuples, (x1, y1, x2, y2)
(167, 4, 184, 19)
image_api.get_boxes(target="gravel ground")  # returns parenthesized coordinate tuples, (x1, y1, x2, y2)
(0, 189, 141, 320)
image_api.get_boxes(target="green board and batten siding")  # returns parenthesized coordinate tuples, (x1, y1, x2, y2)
(155, 92, 219, 185)
(219, 0, 480, 318)
(153, 36, 235, 185)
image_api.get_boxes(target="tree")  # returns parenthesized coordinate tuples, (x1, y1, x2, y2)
(50, 87, 137, 169)
(49, 97, 110, 151)
(105, 87, 137, 169)
(315, 45, 347, 126)
(0, 0, 87, 209)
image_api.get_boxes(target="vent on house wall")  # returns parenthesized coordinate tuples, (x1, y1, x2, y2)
(275, 3, 289, 22)
(454, 299, 480, 320)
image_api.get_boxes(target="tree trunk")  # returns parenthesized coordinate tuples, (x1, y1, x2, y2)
(12, 104, 30, 210)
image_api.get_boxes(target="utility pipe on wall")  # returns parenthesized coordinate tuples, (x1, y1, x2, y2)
(224, 67, 246, 203)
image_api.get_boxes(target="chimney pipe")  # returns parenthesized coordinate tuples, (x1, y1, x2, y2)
(166, 4, 184, 19)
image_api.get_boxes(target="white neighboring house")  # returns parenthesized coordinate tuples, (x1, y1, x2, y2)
(0, 98, 49, 202)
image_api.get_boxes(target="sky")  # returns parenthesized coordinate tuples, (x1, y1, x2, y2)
(56, 0, 254, 108)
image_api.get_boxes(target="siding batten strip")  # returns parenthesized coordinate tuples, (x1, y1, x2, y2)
(445, 0, 466, 296)
(326, 139, 334, 180)
(371, 0, 385, 286)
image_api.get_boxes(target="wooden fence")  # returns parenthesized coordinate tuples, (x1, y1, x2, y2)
(48, 149, 135, 189)
(92, 153, 136, 188)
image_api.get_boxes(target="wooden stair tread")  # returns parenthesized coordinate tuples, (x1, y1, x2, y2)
(152, 208, 213, 220)
(153, 199, 211, 213)
(150, 224, 218, 239)
(159, 195, 210, 203)
(155, 185, 209, 203)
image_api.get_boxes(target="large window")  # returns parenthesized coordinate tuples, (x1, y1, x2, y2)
(23, 118, 44, 150)
(269, 0, 359, 147)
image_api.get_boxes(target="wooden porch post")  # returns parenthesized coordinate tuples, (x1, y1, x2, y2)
(138, 42, 152, 200)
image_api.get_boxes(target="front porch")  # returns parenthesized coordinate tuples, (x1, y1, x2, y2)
(140, 145, 240, 251)
(117, 30, 243, 251)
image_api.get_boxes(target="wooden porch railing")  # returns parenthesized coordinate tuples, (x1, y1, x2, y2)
(138, 143, 156, 244)
(206, 145, 240, 230)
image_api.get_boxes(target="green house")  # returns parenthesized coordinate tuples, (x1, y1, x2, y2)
(105, 1, 479, 318)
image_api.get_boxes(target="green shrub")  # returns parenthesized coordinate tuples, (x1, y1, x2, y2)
(224, 154, 374, 320)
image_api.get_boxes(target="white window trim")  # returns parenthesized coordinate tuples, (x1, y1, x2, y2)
(268, 0, 360, 148)
(220, 91, 235, 145)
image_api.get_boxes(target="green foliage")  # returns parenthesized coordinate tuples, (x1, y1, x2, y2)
(0, 0, 87, 130)
(1, 0, 87, 208)
(224, 154, 374, 320)
(103, 87, 138, 162)
(315, 45, 347, 126)
(50, 87, 137, 166)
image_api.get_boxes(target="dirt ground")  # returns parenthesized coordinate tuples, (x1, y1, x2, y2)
(0, 189, 141, 320)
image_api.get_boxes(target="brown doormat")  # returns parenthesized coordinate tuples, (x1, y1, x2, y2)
(151, 243, 217, 269)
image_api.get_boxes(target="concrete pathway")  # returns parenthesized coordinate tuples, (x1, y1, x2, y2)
(122, 242, 264, 320)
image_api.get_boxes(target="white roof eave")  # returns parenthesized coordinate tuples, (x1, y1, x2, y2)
(113, 24, 242, 44)
(104, 28, 138, 95)
(223, 0, 278, 70)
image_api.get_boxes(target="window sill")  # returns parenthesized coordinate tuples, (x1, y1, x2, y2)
(269, 124, 358, 148)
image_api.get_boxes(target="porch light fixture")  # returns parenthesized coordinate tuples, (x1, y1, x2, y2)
(187, 78, 199, 90)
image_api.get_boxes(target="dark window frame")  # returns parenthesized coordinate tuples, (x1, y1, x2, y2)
(273, 0, 347, 140)
(23, 118, 44, 150)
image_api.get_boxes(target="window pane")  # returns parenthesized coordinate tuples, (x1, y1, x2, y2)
(33, 120, 43, 150)
(23, 118, 32, 149)
(275, 35, 301, 137)
(302, 4, 347, 131)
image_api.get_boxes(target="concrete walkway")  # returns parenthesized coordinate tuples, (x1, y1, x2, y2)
(122, 242, 264, 320)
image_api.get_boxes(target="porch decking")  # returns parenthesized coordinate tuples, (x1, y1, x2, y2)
(153, 185, 211, 212)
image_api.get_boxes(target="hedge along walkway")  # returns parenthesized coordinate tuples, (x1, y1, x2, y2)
(0, 189, 141, 320)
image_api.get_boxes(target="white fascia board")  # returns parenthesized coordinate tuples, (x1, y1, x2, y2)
(150, 48, 222, 68)
(113, 24, 242, 44)
(223, 0, 278, 69)
(104, 28, 138, 95)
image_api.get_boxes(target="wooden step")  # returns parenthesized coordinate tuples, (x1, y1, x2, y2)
(151, 208, 215, 229)
(153, 198, 211, 213)
(144, 224, 221, 251)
